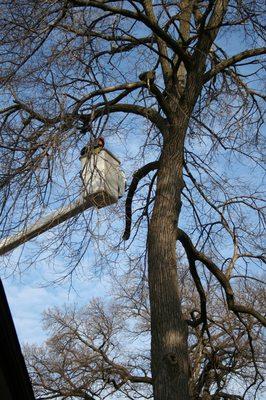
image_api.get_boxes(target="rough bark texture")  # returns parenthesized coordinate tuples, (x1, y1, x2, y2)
(148, 117, 190, 399)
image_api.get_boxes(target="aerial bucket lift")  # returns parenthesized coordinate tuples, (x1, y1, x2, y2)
(0, 147, 126, 256)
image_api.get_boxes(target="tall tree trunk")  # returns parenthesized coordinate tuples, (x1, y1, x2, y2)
(148, 121, 190, 399)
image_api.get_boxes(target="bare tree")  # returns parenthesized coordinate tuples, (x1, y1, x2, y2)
(0, 1, 265, 399)
(24, 269, 265, 399)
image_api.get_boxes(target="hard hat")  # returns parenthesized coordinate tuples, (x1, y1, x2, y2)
(98, 137, 105, 147)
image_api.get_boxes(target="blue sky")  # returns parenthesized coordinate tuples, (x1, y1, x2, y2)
(3, 267, 111, 344)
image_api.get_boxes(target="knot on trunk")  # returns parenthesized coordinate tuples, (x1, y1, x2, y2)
(164, 352, 179, 365)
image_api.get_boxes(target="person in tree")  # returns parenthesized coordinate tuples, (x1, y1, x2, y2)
(80, 137, 105, 157)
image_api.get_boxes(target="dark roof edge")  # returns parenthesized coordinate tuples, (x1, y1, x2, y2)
(0, 279, 35, 400)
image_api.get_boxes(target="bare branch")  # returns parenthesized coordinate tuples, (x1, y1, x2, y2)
(123, 161, 159, 240)
(177, 228, 266, 326)
(204, 47, 266, 82)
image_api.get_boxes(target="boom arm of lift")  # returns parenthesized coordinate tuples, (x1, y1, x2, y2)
(0, 198, 93, 256)
(0, 149, 126, 256)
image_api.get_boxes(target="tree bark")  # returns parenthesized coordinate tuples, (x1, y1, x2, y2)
(148, 119, 190, 399)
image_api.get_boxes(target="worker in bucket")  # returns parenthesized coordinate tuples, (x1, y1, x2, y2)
(80, 137, 105, 157)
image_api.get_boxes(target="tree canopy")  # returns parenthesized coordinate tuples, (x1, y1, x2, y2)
(0, 1, 265, 399)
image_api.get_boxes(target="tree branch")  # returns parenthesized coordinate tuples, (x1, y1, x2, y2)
(185, 256, 207, 328)
(73, 81, 144, 113)
(192, 0, 229, 69)
(176, 228, 266, 326)
(69, 0, 192, 67)
(123, 161, 159, 240)
(204, 47, 266, 82)
(213, 392, 242, 400)
(82, 104, 167, 132)
(141, 0, 172, 83)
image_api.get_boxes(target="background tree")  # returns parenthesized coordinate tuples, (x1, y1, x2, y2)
(24, 268, 265, 399)
(0, 1, 265, 399)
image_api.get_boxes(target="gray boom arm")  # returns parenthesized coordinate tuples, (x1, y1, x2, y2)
(0, 198, 93, 256)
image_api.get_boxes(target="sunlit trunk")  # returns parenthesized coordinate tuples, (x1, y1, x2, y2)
(148, 121, 190, 400)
